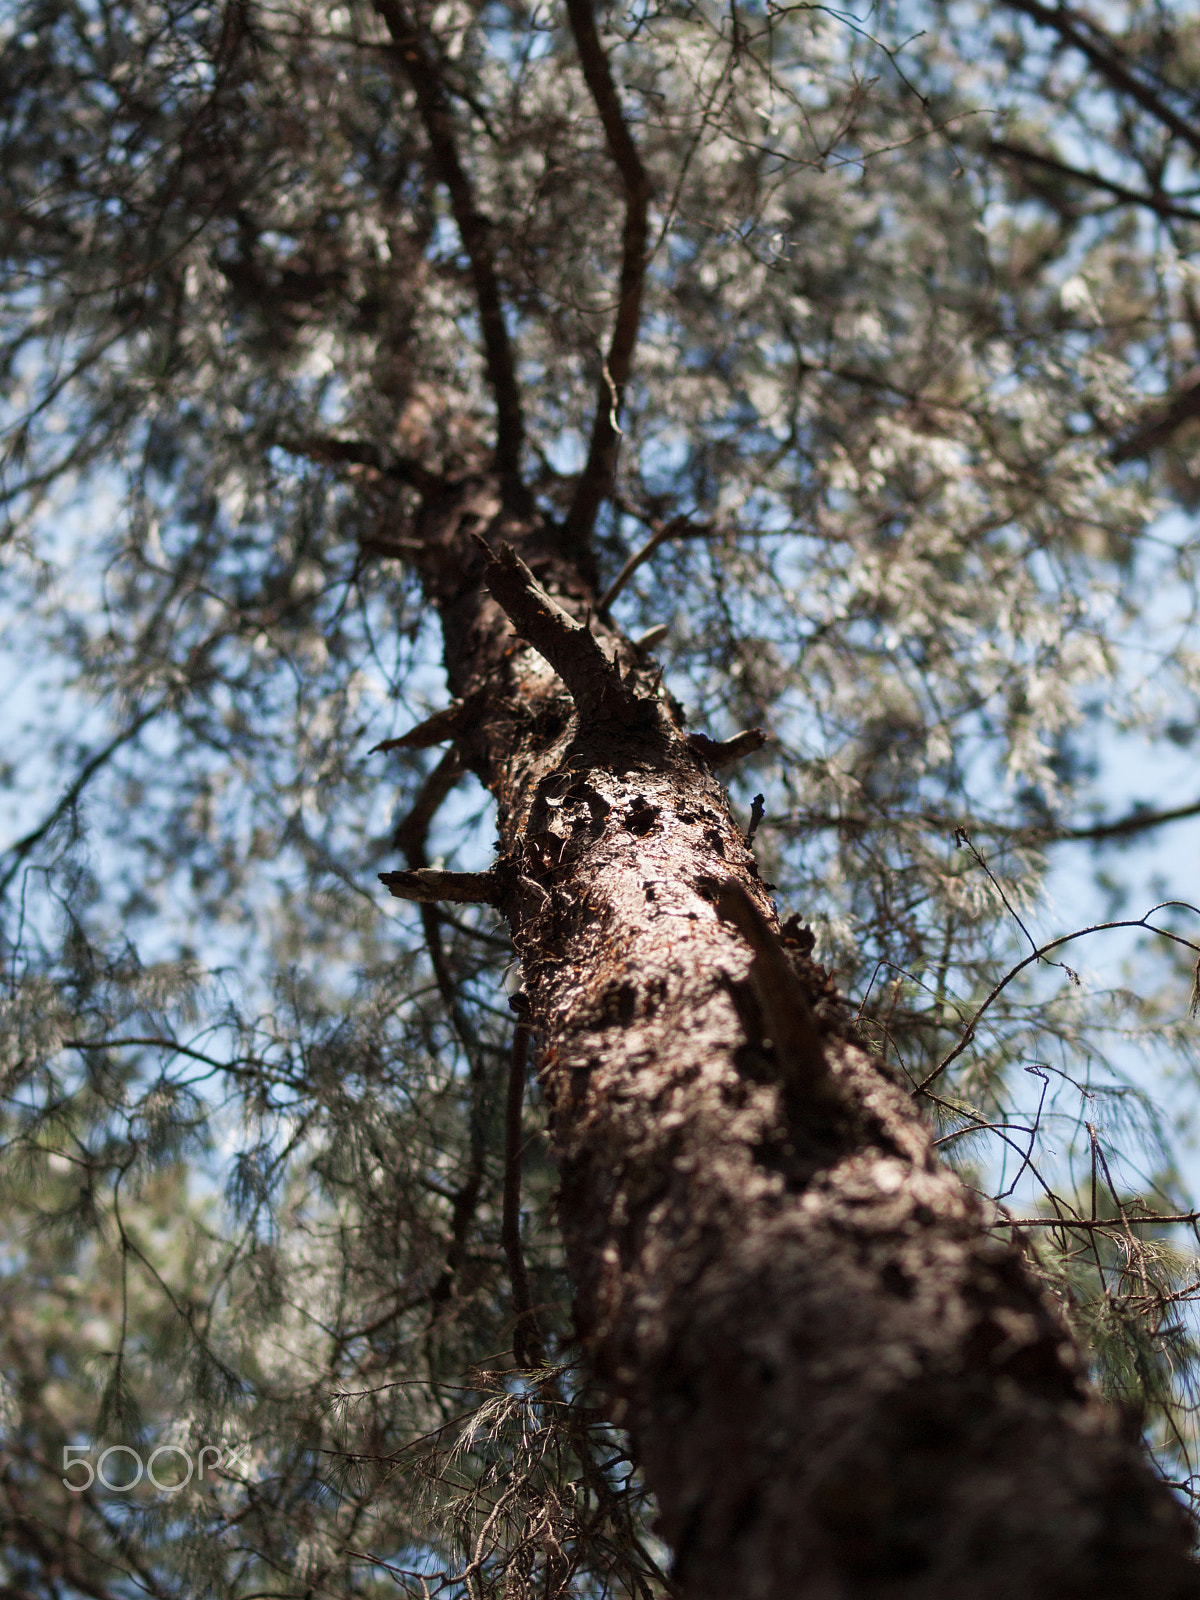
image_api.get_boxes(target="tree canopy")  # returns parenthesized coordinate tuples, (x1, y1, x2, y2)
(5, 0, 1200, 1593)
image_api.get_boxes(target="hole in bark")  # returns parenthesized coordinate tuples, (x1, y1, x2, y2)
(881, 1261, 914, 1300)
(626, 796, 660, 834)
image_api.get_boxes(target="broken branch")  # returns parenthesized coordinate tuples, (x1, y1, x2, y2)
(371, 698, 474, 752)
(379, 867, 499, 904)
(687, 728, 766, 767)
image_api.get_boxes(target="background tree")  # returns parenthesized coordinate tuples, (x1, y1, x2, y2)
(5, 0, 1200, 1594)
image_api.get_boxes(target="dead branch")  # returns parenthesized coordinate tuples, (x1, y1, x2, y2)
(379, 867, 499, 904)
(372, 699, 475, 752)
(687, 728, 766, 767)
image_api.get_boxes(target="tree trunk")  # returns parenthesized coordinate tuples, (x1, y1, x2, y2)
(393, 483, 1199, 1599)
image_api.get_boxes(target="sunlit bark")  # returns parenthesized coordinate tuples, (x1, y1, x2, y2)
(380, 482, 1200, 1598)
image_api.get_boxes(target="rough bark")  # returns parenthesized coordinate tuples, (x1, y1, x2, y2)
(394, 479, 1200, 1599)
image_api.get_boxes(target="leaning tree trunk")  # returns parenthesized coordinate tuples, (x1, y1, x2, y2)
(383, 481, 1200, 1599)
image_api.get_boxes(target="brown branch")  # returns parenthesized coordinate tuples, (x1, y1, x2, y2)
(276, 433, 446, 496)
(372, 0, 529, 512)
(563, 0, 651, 549)
(985, 137, 1200, 224)
(631, 622, 670, 652)
(596, 515, 708, 618)
(392, 749, 493, 1315)
(687, 728, 766, 768)
(393, 746, 464, 859)
(1002, 0, 1200, 162)
(359, 534, 428, 562)
(379, 867, 498, 904)
(471, 535, 634, 722)
(372, 699, 476, 752)
(1059, 794, 1200, 840)
(769, 793, 1200, 847)
(503, 1023, 546, 1369)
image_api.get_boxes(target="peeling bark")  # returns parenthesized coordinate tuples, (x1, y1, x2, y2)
(401, 481, 1199, 1599)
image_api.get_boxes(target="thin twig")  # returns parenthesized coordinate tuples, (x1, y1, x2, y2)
(597, 516, 707, 617)
(986, 137, 1200, 226)
(916, 904, 1200, 1095)
(0, 698, 167, 897)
